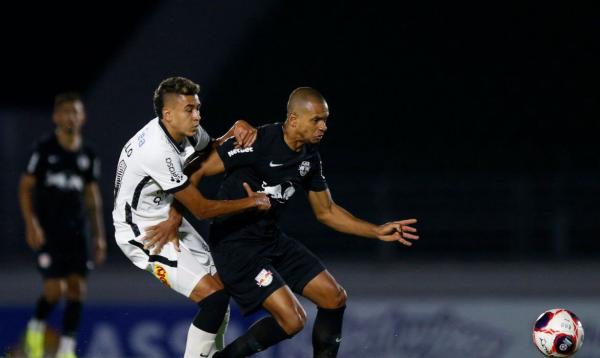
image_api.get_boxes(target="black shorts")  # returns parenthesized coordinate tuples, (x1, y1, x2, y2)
(36, 241, 91, 279)
(212, 233, 325, 315)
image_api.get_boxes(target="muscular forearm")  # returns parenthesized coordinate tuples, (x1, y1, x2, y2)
(318, 204, 379, 238)
(187, 197, 258, 220)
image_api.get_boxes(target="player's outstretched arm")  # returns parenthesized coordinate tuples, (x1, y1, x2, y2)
(143, 149, 268, 253)
(307, 189, 419, 246)
(174, 150, 270, 220)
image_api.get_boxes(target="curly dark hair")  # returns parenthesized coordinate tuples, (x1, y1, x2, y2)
(153, 77, 200, 119)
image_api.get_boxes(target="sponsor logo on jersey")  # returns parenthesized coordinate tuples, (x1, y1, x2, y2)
(165, 157, 184, 183)
(299, 161, 310, 176)
(269, 161, 284, 167)
(48, 155, 59, 164)
(154, 264, 171, 287)
(113, 160, 127, 201)
(255, 268, 273, 287)
(46, 172, 84, 191)
(258, 181, 296, 203)
(227, 147, 253, 157)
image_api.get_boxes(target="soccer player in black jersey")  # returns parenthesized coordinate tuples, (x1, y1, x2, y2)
(181, 87, 419, 357)
(19, 93, 106, 358)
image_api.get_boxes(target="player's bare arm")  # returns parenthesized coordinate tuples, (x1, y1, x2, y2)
(307, 189, 419, 246)
(144, 149, 268, 253)
(84, 182, 107, 264)
(19, 174, 45, 250)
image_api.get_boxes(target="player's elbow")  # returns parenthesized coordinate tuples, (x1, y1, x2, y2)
(315, 211, 333, 225)
(191, 208, 211, 221)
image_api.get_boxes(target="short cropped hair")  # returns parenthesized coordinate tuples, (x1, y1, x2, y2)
(54, 92, 82, 109)
(153, 77, 200, 119)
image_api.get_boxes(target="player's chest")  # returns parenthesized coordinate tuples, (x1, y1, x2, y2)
(44, 150, 90, 174)
(42, 151, 90, 191)
(253, 156, 314, 183)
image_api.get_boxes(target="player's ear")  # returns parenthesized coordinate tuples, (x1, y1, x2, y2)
(288, 112, 298, 128)
(162, 107, 171, 123)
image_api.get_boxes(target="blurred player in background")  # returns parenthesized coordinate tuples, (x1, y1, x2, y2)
(19, 92, 106, 358)
(113, 76, 269, 358)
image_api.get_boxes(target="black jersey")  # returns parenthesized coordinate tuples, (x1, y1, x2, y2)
(25, 134, 99, 237)
(209, 123, 328, 246)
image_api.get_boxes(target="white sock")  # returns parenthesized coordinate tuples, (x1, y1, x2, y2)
(57, 336, 76, 354)
(184, 324, 217, 358)
(27, 319, 45, 332)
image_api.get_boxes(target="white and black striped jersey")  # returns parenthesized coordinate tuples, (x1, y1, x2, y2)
(112, 118, 211, 237)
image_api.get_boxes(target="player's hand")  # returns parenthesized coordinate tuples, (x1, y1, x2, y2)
(25, 222, 45, 250)
(143, 215, 183, 254)
(94, 237, 107, 265)
(243, 182, 271, 211)
(375, 219, 419, 246)
(232, 120, 257, 148)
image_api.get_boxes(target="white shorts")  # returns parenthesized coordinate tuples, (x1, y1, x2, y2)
(115, 218, 217, 297)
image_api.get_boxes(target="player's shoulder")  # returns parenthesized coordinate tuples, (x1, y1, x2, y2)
(32, 133, 57, 151)
(256, 122, 283, 144)
(257, 122, 282, 135)
(137, 118, 174, 152)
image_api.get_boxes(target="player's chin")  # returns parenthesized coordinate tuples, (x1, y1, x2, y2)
(311, 136, 324, 143)
(187, 127, 199, 136)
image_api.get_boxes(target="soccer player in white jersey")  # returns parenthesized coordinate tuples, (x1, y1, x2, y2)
(112, 77, 270, 358)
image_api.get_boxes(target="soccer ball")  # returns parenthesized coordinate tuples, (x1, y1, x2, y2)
(532, 308, 584, 357)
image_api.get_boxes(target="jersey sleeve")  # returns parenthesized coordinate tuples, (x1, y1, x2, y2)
(25, 142, 46, 178)
(140, 149, 189, 193)
(305, 153, 328, 192)
(216, 136, 259, 171)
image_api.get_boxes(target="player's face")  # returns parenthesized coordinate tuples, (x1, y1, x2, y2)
(166, 94, 201, 138)
(53, 100, 85, 134)
(297, 100, 328, 144)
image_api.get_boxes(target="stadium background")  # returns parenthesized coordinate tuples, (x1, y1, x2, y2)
(1, 2, 599, 357)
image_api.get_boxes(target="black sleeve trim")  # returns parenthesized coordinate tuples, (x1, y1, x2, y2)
(165, 178, 190, 194)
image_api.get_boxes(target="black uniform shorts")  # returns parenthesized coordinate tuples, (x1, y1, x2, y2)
(212, 232, 325, 315)
(36, 235, 91, 278)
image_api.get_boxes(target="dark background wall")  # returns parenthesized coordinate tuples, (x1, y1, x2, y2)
(1, 1, 599, 265)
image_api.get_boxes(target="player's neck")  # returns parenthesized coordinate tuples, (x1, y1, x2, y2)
(161, 120, 185, 144)
(282, 124, 304, 152)
(55, 129, 81, 152)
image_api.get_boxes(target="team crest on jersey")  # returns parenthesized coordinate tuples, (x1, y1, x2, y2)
(259, 181, 296, 203)
(153, 264, 171, 287)
(255, 269, 273, 287)
(77, 155, 90, 170)
(38, 253, 52, 269)
(299, 161, 311, 176)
